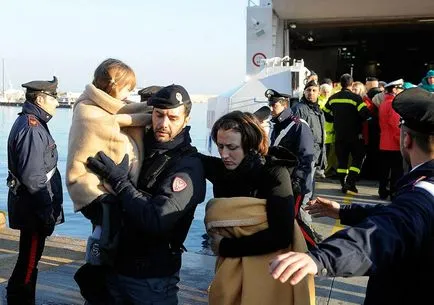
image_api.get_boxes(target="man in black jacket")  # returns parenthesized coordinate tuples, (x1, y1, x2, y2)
(269, 87, 434, 305)
(87, 84, 206, 304)
(6, 77, 64, 304)
(292, 80, 326, 174)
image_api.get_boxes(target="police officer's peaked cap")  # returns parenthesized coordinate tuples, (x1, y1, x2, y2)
(148, 84, 191, 109)
(265, 89, 291, 105)
(304, 79, 319, 90)
(21, 76, 58, 93)
(392, 87, 434, 134)
(385, 79, 404, 88)
(138, 85, 163, 102)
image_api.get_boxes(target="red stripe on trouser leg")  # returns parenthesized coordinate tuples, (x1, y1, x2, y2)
(294, 194, 302, 216)
(24, 233, 38, 284)
(300, 227, 316, 247)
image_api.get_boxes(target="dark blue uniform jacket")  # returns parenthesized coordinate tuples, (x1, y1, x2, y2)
(270, 108, 314, 192)
(310, 159, 434, 305)
(110, 127, 206, 278)
(7, 101, 64, 231)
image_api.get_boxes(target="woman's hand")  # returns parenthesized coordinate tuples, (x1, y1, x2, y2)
(305, 197, 340, 219)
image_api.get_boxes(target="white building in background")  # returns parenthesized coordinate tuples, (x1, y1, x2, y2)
(206, 0, 434, 154)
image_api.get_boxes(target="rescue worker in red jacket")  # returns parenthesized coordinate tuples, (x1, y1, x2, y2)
(378, 79, 405, 200)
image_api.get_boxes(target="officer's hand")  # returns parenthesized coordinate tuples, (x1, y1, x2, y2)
(305, 197, 340, 219)
(41, 207, 56, 236)
(87, 152, 129, 191)
(292, 177, 303, 195)
(269, 251, 318, 285)
(209, 232, 224, 256)
(43, 222, 55, 236)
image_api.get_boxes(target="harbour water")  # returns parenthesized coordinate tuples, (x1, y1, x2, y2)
(0, 103, 213, 253)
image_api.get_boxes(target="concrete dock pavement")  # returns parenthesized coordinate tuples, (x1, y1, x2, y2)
(0, 178, 387, 305)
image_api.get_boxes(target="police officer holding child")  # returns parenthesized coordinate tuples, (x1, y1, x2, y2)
(6, 77, 64, 304)
(269, 87, 434, 305)
(86, 84, 206, 304)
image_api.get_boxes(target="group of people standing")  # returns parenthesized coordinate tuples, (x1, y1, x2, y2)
(5, 57, 434, 305)
(316, 71, 434, 200)
(6, 58, 207, 304)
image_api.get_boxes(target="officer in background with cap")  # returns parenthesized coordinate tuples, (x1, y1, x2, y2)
(269, 87, 434, 305)
(6, 77, 64, 304)
(265, 88, 321, 248)
(138, 85, 163, 103)
(86, 84, 206, 304)
(137, 85, 163, 114)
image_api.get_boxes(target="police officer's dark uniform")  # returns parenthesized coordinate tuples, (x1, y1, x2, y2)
(323, 74, 371, 193)
(266, 89, 315, 195)
(86, 85, 206, 304)
(308, 87, 434, 305)
(6, 77, 64, 304)
(265, 89, 320, 246)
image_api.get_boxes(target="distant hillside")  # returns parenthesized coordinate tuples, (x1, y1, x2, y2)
(190, 94, 216, 103)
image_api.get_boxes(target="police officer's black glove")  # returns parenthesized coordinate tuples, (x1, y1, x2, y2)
(87, 152, 129, 193)
(292, 177, 304, 195)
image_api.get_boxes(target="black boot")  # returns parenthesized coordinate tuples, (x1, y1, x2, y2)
(378, 188, 389, 200)
(6, 284, 35, 305)
(345, 171, 359, 194)
(338, 173, 347, 193)
(7, 269, 37, 305)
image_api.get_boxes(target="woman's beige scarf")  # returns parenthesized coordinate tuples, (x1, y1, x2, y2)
(205, 197, 315, 305)
(66, 84, 151, 211)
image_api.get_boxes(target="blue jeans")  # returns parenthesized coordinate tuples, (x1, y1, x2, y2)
(106, 271, 180, 305)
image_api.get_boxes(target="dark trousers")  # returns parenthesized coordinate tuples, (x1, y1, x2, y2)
(335, 138, 365, 185)
(7, 230, 46, 305)
(106, 271, 180, 305)
(379, 150, 404, 196)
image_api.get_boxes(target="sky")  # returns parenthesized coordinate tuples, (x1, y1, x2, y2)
(0, 0, 249, 94)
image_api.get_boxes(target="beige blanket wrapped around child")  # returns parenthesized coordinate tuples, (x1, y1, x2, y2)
(66, 84, 151, 212)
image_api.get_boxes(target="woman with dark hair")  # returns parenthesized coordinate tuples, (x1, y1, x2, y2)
(202, 111, 314, 305)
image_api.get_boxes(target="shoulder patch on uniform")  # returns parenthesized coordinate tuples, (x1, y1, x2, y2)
(28, 115, 39, 127)
(289, 115, 301, 124)
(173, 176, 187, 192)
